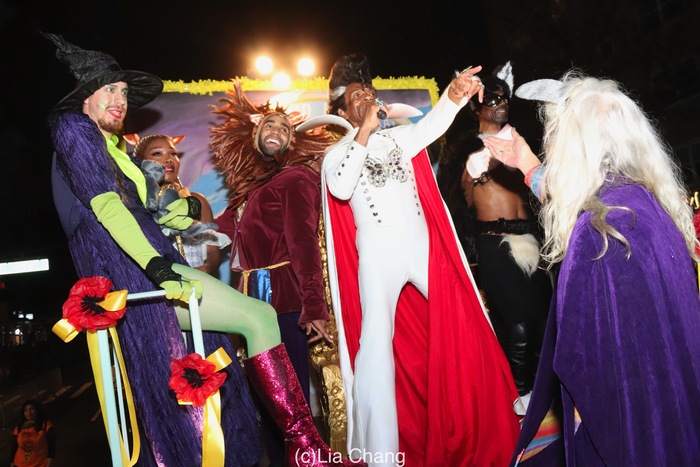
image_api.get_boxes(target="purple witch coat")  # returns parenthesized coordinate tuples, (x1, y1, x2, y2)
(51, 113, 261, 467)
(513, 181, 700, 466)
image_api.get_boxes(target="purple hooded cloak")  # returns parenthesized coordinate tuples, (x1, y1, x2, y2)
(513, 180, 700, 466)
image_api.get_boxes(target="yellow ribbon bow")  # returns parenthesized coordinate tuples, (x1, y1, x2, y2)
(52, 289, 140, 466)
(176, 347, 232, 467)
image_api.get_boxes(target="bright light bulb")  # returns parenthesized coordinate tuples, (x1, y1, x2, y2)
(255, 56, 274, 75)
(272, 71, 292, 90)
(297, 57, 315, 76)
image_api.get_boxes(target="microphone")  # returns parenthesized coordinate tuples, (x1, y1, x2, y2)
(374, 99, 387, 120)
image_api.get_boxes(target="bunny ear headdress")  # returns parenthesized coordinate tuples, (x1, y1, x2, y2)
(515, 79, 571, 104)
(494, 61, 514, 98)
(210, 80, 337, 209)
(471, 61, 514, 101)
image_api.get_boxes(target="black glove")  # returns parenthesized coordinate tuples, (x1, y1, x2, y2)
(158, 196, 203, 230)
(145, 257, 202, 302)
(184, 196, 202, 220)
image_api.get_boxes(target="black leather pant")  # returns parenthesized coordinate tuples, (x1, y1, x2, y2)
(475, 234, 552, 395)
(491, 317, 546, 395)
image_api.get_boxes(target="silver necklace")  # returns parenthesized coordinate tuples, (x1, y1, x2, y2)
(363, 135, 408, 187)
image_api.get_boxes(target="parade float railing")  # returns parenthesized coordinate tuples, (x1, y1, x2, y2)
(52, 277, 230, 467)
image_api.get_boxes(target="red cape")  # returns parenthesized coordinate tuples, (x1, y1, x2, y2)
(325, 149, 520, 466)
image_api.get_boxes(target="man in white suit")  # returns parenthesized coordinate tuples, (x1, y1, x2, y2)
(322, 53, 522, 467)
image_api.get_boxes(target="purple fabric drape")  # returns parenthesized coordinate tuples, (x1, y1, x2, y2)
(514, 181, 700, 466)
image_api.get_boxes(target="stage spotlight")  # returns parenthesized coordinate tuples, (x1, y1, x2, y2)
(272, 71, 292, 90)
(255, 56, 274, 75)
(297, 57, 315, 76)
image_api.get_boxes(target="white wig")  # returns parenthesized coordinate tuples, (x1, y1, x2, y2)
(527, 71, 697, 264)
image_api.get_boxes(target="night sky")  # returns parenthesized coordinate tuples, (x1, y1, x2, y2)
(1, 0, 697, 320)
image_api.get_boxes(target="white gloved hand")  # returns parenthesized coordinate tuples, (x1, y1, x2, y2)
(467, 124, 514, 178)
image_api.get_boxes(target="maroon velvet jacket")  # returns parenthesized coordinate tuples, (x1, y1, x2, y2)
(216, 165, 329, 325)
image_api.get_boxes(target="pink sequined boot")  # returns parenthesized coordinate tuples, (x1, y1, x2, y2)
(245, 344, 365, 467)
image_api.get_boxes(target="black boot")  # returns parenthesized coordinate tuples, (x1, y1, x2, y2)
(499, 322, 531, 396)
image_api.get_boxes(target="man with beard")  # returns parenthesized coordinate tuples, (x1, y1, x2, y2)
(211, 81, 338, 466)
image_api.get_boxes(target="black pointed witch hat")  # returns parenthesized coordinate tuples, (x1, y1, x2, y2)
(42, 32, 163, 113)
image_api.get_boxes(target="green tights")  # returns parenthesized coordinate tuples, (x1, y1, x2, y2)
(171, 263, 281, 356)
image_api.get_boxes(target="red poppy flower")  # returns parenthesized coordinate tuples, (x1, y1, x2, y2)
(169, 353, 227, 407)
(62, 276, 126, 332)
